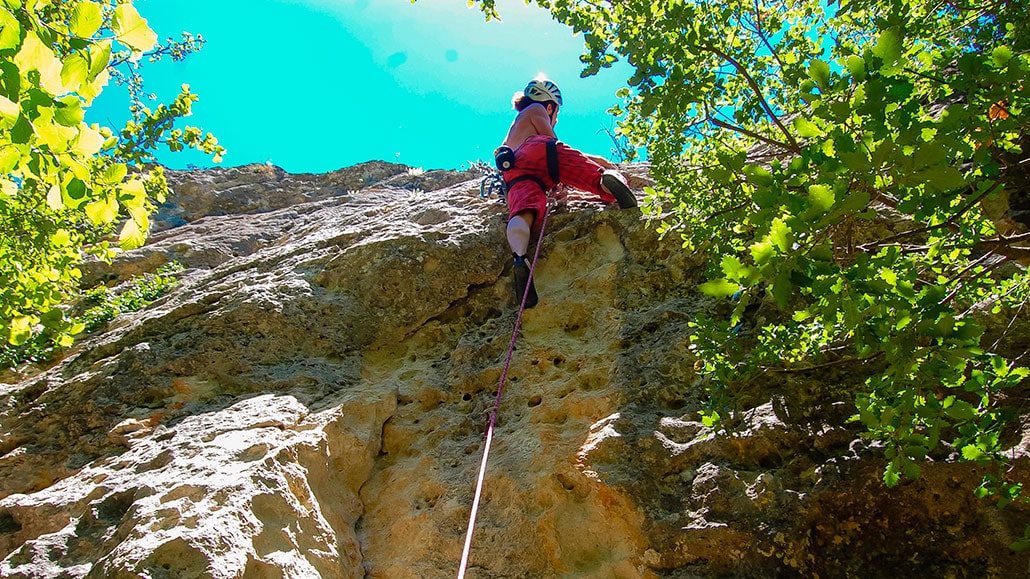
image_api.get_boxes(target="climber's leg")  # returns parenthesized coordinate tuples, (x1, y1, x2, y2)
(507, 211, 538, 308)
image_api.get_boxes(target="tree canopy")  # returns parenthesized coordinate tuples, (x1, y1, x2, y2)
(0, 0, 222, 352)
(476, 0, 1030, 498)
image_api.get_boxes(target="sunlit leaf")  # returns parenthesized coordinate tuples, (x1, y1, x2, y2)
(883, 460, 901, 487)
(118, 216, 146, 250)
(46, 184, 63, 210)
(8, 315, 33, 345)
(699, 278, 741, 298)
(872, 28, 903, 67)
(102, 163, 128, 184)
(750, 240, 775, 266)
(118, 177, 146, 204)
(845, 55, 865, 80)
(113, 4, 158, 53)
(793, 117, 823, 138)
(70, 1, 104, 38)
(54, 96, 84, 126)
(84, 195, 119, 225)
(807, 184, 834, 211)
(721, 254, 754, 282)
(960, 444, 984, 461)
(52, 228, 72, 247)
(35, 121, 77, 151)
(88, 40, 112, 78)
(14, 31, 66, 94)
(991, 46, 1013, 67)
(0, 94, 19, 125)
(808, 59, 830, 89)
(770, 218, 793, 252)
(0, 7, 20, 50)
(61, 54, 90, 92)
(73, 123, 105, 156)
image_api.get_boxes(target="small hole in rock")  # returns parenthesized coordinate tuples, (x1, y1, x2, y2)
(527, 395, 542, 407)
(462, 393, 472, 402)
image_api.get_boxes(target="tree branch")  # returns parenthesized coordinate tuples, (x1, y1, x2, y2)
(706, 116, 796, 153)
(752, 0, 787, 71)
(986, 290, 1029, 352)
(709, 200, 750, 219)
(700, 44, 802, 154)
(760, 351, 884, 374)
(868, 181, 1005, 248)
(973, 236, 1030, 260)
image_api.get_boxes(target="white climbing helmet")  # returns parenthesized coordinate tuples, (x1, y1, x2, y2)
(524, 78, 563, 106)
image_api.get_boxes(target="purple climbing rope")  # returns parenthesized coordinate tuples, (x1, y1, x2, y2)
(457, 200, 551, 578)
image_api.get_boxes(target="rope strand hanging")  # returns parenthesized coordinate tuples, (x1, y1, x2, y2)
(457, 197, 552, 579)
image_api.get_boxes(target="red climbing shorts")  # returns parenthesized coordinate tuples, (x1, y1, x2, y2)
(502, 135, 617, 222)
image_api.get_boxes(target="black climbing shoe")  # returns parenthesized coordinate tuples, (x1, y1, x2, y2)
(513, 254, 538, 309)
(602, 173, 638, 209)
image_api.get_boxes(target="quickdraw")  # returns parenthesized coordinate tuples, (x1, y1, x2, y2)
(479, 170, 506, 202)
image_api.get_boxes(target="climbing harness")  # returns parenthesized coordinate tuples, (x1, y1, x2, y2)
(497, 138, 561, 198)
(457, 193, 553, 579)
(484, 138, 560, 205)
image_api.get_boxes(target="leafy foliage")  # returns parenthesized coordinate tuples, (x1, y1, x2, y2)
(476, 0, 1030, 495)
(77, 259, 183, 332)
(0, 0, 223, 348)
(0, 260, 184, 369)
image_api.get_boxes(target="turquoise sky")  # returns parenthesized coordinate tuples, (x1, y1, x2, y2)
(86, 0, 635, 174)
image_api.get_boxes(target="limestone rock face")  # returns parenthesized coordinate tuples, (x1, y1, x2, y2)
(1, 163, 1027, 578)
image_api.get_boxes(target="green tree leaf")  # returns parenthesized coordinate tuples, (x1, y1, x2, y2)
(0, 94, 18, 123)
(845, 55, 866, 80)
(771, 271, 792, 308)
(14, 32, 66, 95)
(769, 218, 793, 253)
(60, 53, 90, 92)
(872, 28, 903, 67)
(991, 46, 1013, 67)
(807, 184, 835, 212)
(8, 315, 33, 346)
(883, 460, 901, 487)
(699, 278, 742, 298)
(113, 4, 158, 53)
(961, 444, 984, 461)
(744, 164, 774, 187)
(808, 59, 831, 90)
(793, 116, 823, 138)
(118, 216, 145, 249)
(72, 123, 104, 156)
(84, 195, 118, 225)
(721, 254, 755, 282)
(0, 7, 20, 50)
(70, 1, 104, 38)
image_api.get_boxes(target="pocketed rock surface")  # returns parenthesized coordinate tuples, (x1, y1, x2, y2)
(1, 162, 1027, 578)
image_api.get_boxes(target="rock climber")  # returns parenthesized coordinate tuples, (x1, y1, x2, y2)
(496, 77, 637, 309)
